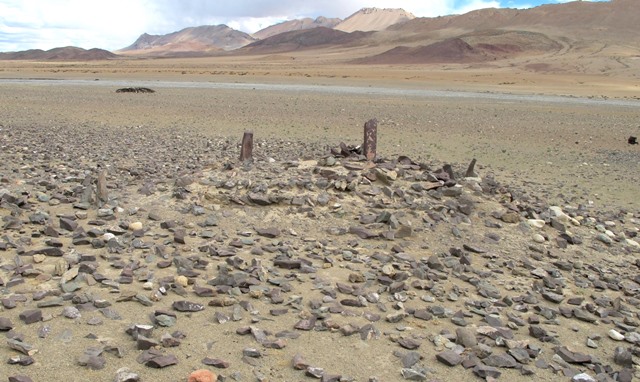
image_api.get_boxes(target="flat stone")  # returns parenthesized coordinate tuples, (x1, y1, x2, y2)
(274, 258, 302, 269)
(401, 352, 422, 368)
(256, 227, 281, 238)
(243, 348, 261, 358)
(145, 354, 178, 368)
(7, 339, 37, 356)
(8, 355, 35, 366)
(436, 350, 463, 366)
(294, 318, 316, 331)
(349, 226, 378, 239)
(202, 357, 230, 368)
(554, 346, 591, 364)
(137, 335, 160, 350)
(398, 338, 421, 350)
(508, 347, 531, 364)
(8, 376, 34, 382)
(26, 247, 63, 257)
(172, 300, 205, 312)
(473, 364, 501, 379)
(306, 366, 324, 378)
(541, 291, 564, 303)
(483, 353, 518, 368)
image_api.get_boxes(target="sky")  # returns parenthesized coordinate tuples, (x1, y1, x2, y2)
(0, 0, 609, 52)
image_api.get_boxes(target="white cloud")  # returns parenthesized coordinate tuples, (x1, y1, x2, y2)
(0, 0, 612, 52)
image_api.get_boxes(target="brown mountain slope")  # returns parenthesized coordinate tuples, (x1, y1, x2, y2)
(119, 25, 256, 56)
(357, 30, 562, 64)
(253, 16, 342, 40)
(0, 47, 118, 61)
(389, 0, 637, 41)
(335, 7, 415, 32)
(239, 27, 371, 54)
(353, 0, 639, 68)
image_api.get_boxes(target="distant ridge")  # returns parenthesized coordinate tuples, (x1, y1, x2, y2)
(253, 16, 342, 40)
(241, 27, 371, 54)
(334, 7, 415, 32)
(119, 25, 256, 56)
(0, 46, 118, 60)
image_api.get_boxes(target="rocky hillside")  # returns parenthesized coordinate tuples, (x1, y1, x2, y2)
(335, 7, 415, 32)
(241, 27, 371, 54)
(119, 25, 257, 56)
(0, 47, 118, 61)
(253, 16, 342, 40)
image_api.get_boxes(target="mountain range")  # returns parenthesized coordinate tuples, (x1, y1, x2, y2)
(0, 0, 638, 72)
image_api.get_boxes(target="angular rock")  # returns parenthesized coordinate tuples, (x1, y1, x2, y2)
(456, 327, 477, 348)
(114, 367, 140, 382)
(436, 350, 463, 366)
(172, 300, 205, 312)
(400, 368, 427, 381)
(145, 354, 178, 368)
(554, 346, 591, 364)
(256, 227, 281, 238)
(77, 354, 106, 370)
(473, 364, 501, 379)
(398, 338, 421, 350)
(482, 353, 518, 368)
(202, 357, 230, 368)
(0, 317, 14, 331)
(18, 310, 42, 325)
(7, 339, 37, 356)
(8, 376, 34, 382)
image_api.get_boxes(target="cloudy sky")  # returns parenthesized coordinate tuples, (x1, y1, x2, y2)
(0, 0, 608, 52)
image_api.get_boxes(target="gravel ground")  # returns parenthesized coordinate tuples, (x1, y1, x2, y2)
(0, 79, 639, 382)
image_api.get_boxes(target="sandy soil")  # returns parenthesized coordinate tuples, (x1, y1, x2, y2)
(0, 58, 639, 382)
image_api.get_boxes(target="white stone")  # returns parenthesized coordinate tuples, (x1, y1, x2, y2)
(549, 206, 565, 217)
(548, 206, 580, 226)
(608, 329, 625, 341)
(532, 234, 546, 243)
(527, 219, 546, 229)
(129, 221, 143, 231)
(625, 239, 640, 248)
(572, 372, 596, 382)
(102, 233, 116, 241)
